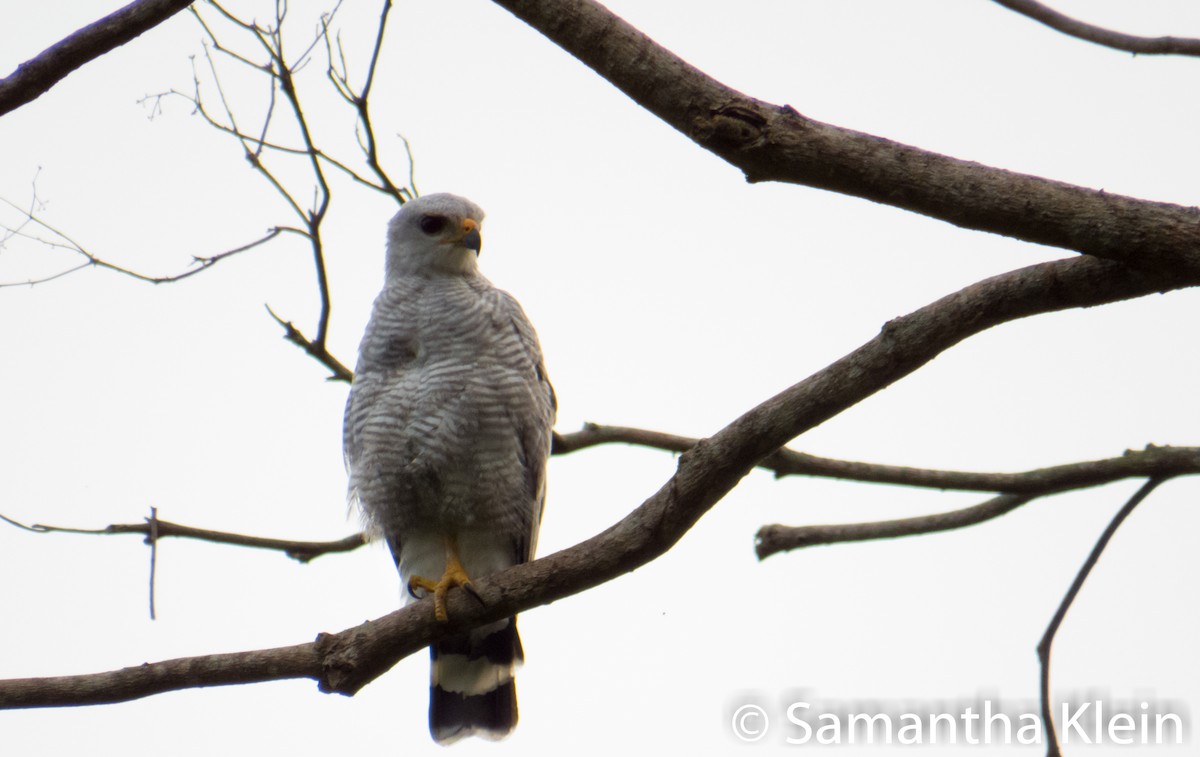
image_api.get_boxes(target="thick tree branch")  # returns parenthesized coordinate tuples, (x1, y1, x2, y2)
(1, 253, 1195, 707)
(489, 0, 1200, 275)
(0, 0, 195, 118)
(0, 642, 322, 708)
(993, 0, 1200, 57)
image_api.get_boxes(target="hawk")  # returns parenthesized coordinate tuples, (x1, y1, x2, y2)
(343, 193, 556, 744)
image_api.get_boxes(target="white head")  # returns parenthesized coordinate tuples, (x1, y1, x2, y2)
(385, 193, 486, 278)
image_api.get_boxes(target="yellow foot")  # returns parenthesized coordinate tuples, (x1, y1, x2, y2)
(409, 550, 473, 623)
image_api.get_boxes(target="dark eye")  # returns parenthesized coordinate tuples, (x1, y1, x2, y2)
(419, 215, 447, 235)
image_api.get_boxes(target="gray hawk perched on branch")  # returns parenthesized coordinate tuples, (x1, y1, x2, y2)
(343, 193, 556, 743)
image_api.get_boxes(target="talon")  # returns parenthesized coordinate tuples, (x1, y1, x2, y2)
(409, 541, 473, 622)
(408, 574, 439, 594)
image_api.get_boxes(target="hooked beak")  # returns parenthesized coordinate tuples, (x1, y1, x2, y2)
(460, 218, 482, 255)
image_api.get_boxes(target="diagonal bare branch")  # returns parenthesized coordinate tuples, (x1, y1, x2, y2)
(993, 0, 1200, 57)
(0, 0, 195, 117)
(0, 250, 1195, 708)
(489, 0, 1200, 275)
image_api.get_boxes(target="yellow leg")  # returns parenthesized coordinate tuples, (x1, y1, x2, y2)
(408, 538, 473, 623)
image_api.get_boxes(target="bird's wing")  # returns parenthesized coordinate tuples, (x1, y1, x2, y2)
(497, 289, 556, 561)
(342, 284, 422, 541)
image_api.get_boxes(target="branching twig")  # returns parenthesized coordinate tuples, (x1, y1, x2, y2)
(0, 1, 413, 397)
(8, 511, 367, 564)
(251, 4, 337, 349)
(322, 0, 410, 204)
(265, 304, 354, 382)
(1037, 477, 1167, 756)
(993, 0, 1200, 57)
(0, 196, 290, 288)
(188, 0, 411, 369)
(2, 0, 413, 382)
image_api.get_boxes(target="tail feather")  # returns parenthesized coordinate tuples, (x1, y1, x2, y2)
(429, 617, 522, 744)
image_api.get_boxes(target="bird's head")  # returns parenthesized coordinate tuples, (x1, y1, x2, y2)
(385, 193, 486, 277)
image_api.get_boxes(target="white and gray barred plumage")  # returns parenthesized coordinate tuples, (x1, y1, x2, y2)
(343, 193, 555, 744)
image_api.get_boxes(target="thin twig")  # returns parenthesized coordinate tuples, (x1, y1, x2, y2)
(347, 0, 407, 203)
(0, 198, 289, 288)
(265, 304, 354, 382)
(196, 1, 338, 355)
(3, 0, 415, 389)
(184, 0, 422, 379)
(319, 2, 407, 204)
(145, 87, 392, 194)
(400, 135, 418, 199)
(993, 0, 1200, 56)
(192, 7, 269, 73)
(0, 512, 52, 533)
(260, 9, 336, 348)
(13, 514, 368, 564)
(203, 0, 269, 36)
(1037, 477, 1166, 756)
(200, 42, 310, 222)
(292, 0, 344, 72)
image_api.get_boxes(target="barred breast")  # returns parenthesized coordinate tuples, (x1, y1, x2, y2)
(345, 271, 547, 546)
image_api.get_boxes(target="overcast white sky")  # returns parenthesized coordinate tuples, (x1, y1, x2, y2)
(1, 1, 1198, 755)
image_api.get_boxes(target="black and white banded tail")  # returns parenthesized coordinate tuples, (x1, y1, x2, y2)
(429, 617, 523, 744)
